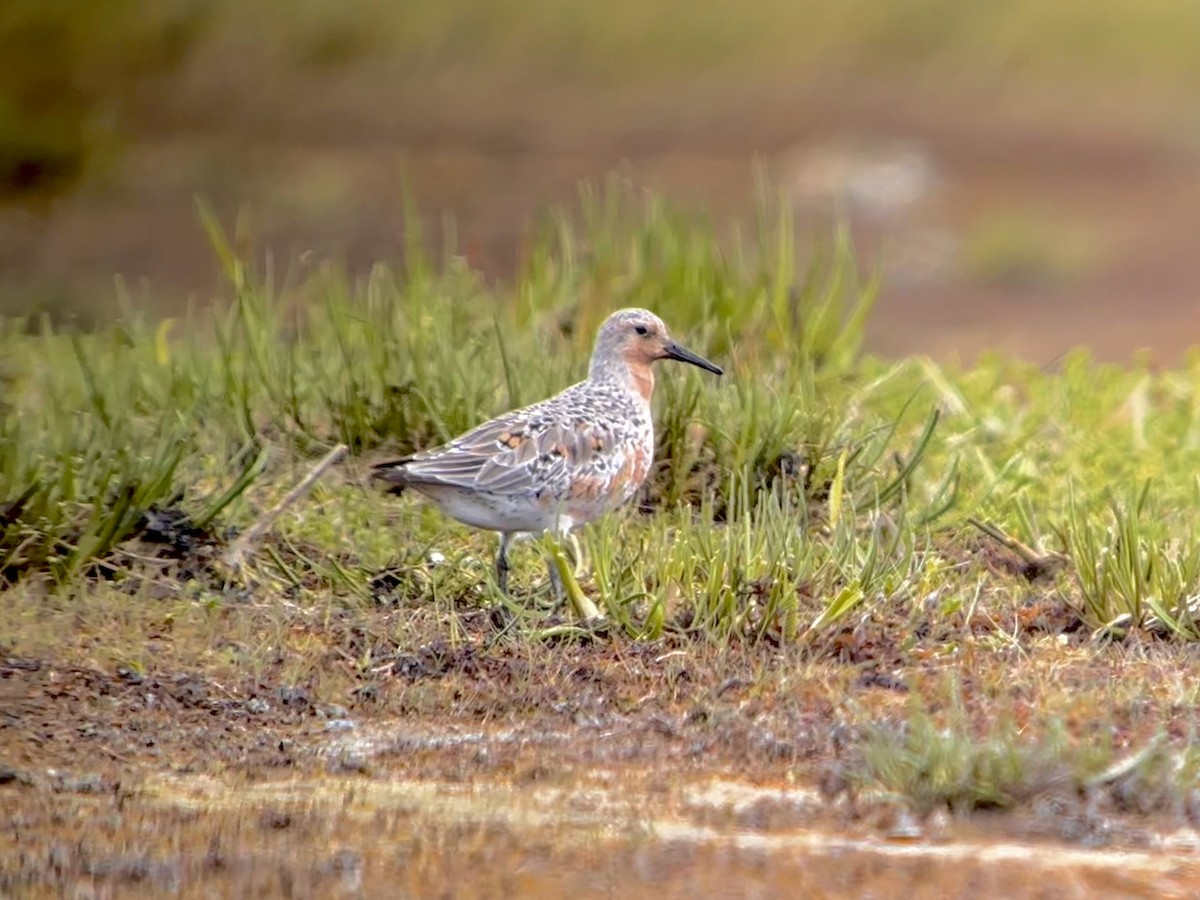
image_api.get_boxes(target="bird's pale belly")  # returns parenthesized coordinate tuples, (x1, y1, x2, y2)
(414, 484, 561, 534)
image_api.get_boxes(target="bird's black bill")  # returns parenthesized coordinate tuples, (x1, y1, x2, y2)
(663, 341, 723, 376)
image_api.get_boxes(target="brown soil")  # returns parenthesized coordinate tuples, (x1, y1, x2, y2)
(5, 581, 1200, 897)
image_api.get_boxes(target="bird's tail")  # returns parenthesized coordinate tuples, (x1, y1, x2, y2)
(371, 458, 414, 494)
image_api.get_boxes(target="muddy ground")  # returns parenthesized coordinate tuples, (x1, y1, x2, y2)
(5, 584, 1200, 898)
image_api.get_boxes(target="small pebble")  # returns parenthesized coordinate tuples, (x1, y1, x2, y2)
(329, 753, 370, 774)
(926, 808, 952, 841)
(116, 666, 144, 685)
(49, 772, 110, 794)
(886, 809, 924, 842)
(0, 767, 31, 787)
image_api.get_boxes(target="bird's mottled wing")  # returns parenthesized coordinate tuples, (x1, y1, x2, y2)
(378, 395, 620, 498)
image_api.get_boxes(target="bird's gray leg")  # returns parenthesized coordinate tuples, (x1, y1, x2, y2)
(545, 553, 565, 606)
(496, 532, 513, 595)
(542, 518, 568, 607)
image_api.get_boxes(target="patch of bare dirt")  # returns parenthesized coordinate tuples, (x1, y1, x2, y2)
(6, 564, 1200, 897)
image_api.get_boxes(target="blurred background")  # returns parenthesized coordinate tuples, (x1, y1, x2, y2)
(2, 0, 1199, 361)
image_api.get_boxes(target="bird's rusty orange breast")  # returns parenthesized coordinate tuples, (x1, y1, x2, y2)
(619, 350, 657, 404)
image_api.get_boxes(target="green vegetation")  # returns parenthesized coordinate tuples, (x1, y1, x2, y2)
(858, 690, 1200, 819)
(6, 186, 1200, 817)
(0, 0, 207, 197)
(5, 0, 1200, 202)
(861, 702, 1080, 813)
(5, 187, 1200, 638)
(340, 0, 1200, 96)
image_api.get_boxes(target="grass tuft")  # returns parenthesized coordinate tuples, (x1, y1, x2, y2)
(3, 182, 1200, 659)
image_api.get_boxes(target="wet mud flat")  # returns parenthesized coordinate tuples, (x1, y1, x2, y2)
(4, 639, 1200, 899)
(7, 765, 1199, 899)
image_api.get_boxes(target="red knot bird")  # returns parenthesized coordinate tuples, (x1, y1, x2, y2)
(373, 308, 723, 608)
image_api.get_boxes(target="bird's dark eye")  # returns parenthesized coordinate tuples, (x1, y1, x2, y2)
(634, 325, 649, 336)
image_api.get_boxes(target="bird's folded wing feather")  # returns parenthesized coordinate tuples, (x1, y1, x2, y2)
(378, 409, 618, 498)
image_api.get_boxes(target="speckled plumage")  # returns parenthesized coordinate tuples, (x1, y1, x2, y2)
(373, 308, 723, 594)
